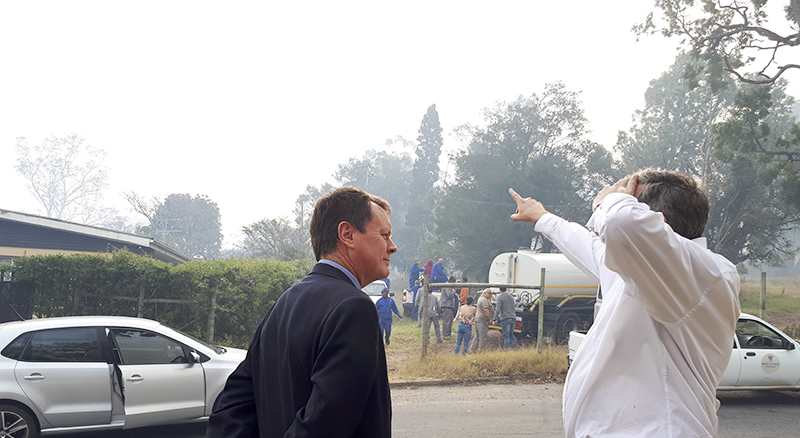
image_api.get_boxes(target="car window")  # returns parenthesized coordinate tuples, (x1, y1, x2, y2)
(1, 332, 32, 360)
(736, 319, 786, 349)
(24, 328, 103, 362)
(111, 328, 187, 364)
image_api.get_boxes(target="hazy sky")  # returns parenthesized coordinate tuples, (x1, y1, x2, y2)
(2, 1, 797, 248)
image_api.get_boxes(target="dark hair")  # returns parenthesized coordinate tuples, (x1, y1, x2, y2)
(309, 187, 391, 260)
(448, 276, 456, 282)
(465, 296, 474, 305)
(632, 168, 709, 240)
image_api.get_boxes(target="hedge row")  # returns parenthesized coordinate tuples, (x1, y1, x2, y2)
(4, 250, 314, 348)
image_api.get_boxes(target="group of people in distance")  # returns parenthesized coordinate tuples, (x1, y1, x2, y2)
(407, 259, 520, 354)
(206, 167, 741, 438)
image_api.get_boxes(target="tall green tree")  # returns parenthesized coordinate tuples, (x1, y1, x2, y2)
(616, 54, 800, 265)
(616, 54, 737, 182)
(437, 83, 615, 279)
(412, 104, 444, 195)
(635, 0, 800, 89)
(132, 193, 223, 259)
(400, 105, 445, 269)
(406, 105, 444, 233)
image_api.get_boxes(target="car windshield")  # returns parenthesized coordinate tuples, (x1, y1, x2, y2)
(362, 282, 385, 296)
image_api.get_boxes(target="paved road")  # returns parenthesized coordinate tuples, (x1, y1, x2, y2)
(393, 382, 564, 438)
(75, 383, 800, 438)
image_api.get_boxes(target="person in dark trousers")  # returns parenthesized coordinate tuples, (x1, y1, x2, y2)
(494, 288, 518, 350)
(206, 187, 397, 438)
(408, 260, 423, 288)
(409, 279, 422, 321)
(439, 276, 459, 337)
(375, 288, 402, 344)
(453, 296, 476, 355)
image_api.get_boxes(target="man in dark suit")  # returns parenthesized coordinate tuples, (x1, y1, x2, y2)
(207, 187, 397, 438)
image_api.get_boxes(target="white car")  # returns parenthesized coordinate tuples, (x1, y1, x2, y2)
(361, 280, 389, 304)
(0, 316, 246, 437)
(719, 313, 800, 390)
(568, 313, 800, 390)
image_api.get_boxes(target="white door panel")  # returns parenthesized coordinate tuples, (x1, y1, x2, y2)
(119, 363, 205, 428)
(15, 362, 112, 427)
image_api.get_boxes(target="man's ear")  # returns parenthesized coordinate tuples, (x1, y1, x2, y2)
(338, 221, 356, 249)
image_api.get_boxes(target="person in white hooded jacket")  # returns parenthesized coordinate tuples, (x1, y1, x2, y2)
(509, 169, 740, 438)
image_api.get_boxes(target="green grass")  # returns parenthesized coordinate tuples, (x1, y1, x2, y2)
(738, 288, 800, 315)
(739, 277, 800, 314)
(739, 276, 800, 337)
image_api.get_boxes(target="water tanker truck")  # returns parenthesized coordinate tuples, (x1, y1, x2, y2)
(487, 249, 599, 341)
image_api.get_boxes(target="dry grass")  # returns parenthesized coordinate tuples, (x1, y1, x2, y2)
(384, 314, 567, 383)
(739, 276, 800, 330)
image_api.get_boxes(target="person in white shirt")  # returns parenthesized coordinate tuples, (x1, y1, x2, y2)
(508, 169, 740, 438)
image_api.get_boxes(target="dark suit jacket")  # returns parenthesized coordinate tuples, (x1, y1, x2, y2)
(206, 263, 392, 438)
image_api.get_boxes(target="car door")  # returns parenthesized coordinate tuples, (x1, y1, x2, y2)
(13, 327, 113, 428)
(718, 336, 742, 388)
(110, 327, 205, 429)
(733, 319, 800, 388)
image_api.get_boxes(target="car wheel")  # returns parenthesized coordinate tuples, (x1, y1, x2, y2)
(0, 403, 39, 438)
(556, 312, 581, 343)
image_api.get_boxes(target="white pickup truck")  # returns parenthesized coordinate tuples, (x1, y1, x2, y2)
(567, 330, 583, 367)
(567, 313, 800, 390)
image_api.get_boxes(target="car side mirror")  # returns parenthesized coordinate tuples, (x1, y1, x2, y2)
(190, 351, 201, 363)
(786, 341, 796, 351)
(390, 292, 395, 297)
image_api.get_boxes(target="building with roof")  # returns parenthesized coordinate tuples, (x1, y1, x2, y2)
(0, 209, 189, 265)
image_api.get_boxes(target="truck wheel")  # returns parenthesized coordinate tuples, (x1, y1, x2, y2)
(556, 312, 581, 343)
(0, 403, 39, 438)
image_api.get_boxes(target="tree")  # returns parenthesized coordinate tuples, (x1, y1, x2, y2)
(239, 217, 313, 261)
(293, 183, 335, 229)
(412, 104, 444, 195)
(616, 54, 737, 181)
(131, 193, 223, 259)
(616, 54, 800, 265)
(333, 150, 413, 217)
(635, 0, 800, 89)
(396, 105, 446, 267)
(711, 83, 800, 263)
(15, 134, 113, 224)
(437, 83, 615, 278)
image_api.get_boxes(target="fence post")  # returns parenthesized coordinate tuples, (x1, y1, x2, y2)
(137, 285, 145, 318)
(421, 280, 430, 358)
(207, 290, 217, 344)
(760, 272, 767, 320)
(537, 267, 546, 354)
